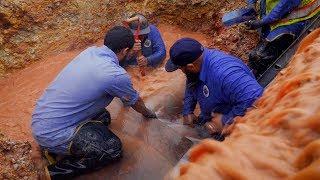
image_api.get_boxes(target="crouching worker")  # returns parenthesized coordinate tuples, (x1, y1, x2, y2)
(31, 26, 156, 179)
(165, 38, 264, 138)
(122, 13, 166, 68)
(246, 0, 320, 77)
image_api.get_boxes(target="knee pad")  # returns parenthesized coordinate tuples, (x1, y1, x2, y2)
(101, 132, 123, 160)
(70, 122, 122, 161)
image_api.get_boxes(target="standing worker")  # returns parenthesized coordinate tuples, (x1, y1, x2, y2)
(31, 26, 156, 179)
(165, 38, 264, 137)
(246, 0, 320, 77)
(122, 13, 166, 69)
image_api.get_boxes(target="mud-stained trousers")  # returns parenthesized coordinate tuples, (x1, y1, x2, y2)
(45, 110, 123, 180)
(248, 34, 295, 78)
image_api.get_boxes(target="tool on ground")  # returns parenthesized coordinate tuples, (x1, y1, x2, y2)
(123, 16, 146, 76)
(222, 7, 257, 27)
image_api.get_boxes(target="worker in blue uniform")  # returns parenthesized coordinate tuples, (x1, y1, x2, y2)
(165, 38, 264, 137)
(246, 0, 320, 77)
(122, 13, 166, 68)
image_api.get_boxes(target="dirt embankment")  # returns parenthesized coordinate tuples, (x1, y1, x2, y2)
(0, 0, 258, 75)
(0, 0, 125, 75)
(145, 0, 259, 61)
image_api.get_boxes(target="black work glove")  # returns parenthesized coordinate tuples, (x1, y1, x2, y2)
(245, 20, 263, 30)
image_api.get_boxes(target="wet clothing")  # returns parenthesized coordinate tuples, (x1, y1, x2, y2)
(123, 25, 166, 67)
(183, 48, 264, 125)
(247, 0, 307, 41)
(32, 45, 139, 154)
(47, 119, 122, 179)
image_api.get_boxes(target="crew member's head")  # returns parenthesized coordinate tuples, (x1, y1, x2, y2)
(104, 26, 134, 62)
(165, 38, 204, 81)
(128, 13, 150, 41)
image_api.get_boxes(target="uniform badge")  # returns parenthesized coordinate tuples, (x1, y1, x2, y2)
(144, 39, 152, 48)
(203, 85, 209, 98)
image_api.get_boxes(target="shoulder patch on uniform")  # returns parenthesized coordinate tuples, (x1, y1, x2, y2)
(144, 39, 152, 48)
(203, 85, 210, 98)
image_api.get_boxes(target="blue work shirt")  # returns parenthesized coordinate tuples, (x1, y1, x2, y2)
(123, 24, 166, 67)
(31, 46, 139, 154)
(183, 48, 264, 125)
(247, 0, 306, 41)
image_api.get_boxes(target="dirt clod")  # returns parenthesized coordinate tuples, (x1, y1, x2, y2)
(0, 133, 38, 179)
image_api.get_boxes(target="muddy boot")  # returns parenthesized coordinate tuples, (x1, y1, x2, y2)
(249, 34, 296, 78)
(248, 41, 274, 78)
(46, 157, 87, 180)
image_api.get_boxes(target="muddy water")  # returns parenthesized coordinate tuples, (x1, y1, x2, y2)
(0, 23, 210, 178)
(175, 29, 320, 180)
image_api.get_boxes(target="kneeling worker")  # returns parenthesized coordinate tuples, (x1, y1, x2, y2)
(31, 26, 156, 179)
(165, 38, 264, 136)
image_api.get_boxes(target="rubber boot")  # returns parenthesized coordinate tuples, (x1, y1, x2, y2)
(46, 157, 89, 180)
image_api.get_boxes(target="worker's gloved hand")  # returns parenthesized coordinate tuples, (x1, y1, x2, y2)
(245, 20, 263, 30)
(137, 56, 148, 67)
(144, 109, 157, 119)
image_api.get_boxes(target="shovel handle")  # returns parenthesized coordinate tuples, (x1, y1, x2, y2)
(122, 16, 146, 76)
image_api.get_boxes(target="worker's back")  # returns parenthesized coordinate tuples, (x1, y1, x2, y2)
(31, 45, 131, 152)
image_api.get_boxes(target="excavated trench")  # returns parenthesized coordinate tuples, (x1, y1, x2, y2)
(1, 1, 319, 180)
(0, 22, 240, 179)
(0, 1, 260, 179)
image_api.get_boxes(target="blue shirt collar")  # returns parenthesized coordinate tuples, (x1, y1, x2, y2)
(99, 45, 119, 65)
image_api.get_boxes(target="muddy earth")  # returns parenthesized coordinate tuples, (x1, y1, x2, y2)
(0, 133, 38, 179)
(0, 0, 262, 179)
(0, 0, 258, 75)
(0, 22, 214, 179)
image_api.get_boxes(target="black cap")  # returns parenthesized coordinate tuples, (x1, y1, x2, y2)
(165, 38, 204, 72)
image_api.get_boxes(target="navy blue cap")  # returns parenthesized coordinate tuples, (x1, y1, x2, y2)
(165, 38, 204, 72)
